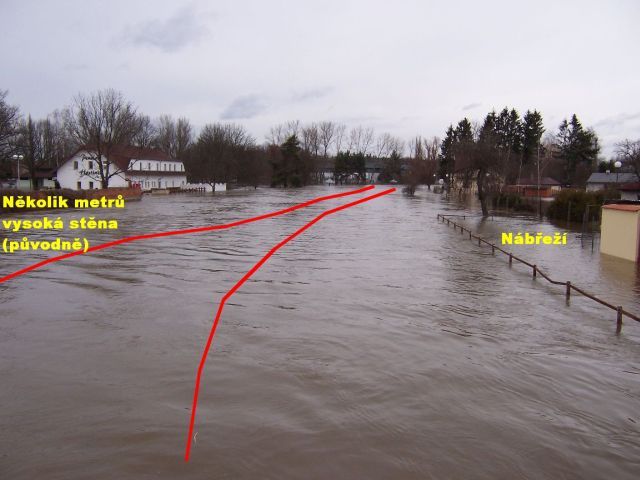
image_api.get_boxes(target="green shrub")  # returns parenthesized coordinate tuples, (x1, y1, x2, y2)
(546, 189, 620, 222)
(289, 174, 302, 188)
(492, 193, 535, 212)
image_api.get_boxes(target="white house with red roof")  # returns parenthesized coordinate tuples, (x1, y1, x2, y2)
(56, 146, 225, 192)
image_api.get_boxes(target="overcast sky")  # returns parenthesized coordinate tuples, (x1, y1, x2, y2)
(1, 0, 639, 156)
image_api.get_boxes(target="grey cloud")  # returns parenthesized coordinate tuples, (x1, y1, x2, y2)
(221, 95, 268, 120)
(462, 102, 482, 111)
(291, 87, 332, 102)
(121, 6, 209, 52)
(594, 112, 640, 130)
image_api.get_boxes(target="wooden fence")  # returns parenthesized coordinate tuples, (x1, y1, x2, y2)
(437, 213, 639, 333)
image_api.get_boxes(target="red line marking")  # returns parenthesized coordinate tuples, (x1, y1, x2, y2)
(184, 187, 395, 462)
(0, 186, 374, 284)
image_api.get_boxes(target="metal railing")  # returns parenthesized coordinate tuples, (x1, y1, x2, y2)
(437, 213, 639, 333)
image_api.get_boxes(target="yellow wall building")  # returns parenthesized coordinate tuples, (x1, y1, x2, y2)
(600, 204, 640, 262)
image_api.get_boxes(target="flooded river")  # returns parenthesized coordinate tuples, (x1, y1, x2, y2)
(1, 186, 639, 479)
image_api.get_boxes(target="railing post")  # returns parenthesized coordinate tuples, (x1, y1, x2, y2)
(492, 244, 495, 255)
(617, 307, 623, 334)
(469, 232, 472, 239)
(533, 264, 537, 278)
(478, 237, 481, 245)
(509, 253, 512, 266)
(566, 281, 571, 299)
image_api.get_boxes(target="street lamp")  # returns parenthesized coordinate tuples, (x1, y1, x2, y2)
(614, 160, 622, 185)
(12, 154, 24, 190)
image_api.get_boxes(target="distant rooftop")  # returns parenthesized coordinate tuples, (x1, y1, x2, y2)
(586, 172, 639, 184)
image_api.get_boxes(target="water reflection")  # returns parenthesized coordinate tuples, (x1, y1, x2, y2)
(0, 186, 639, 479)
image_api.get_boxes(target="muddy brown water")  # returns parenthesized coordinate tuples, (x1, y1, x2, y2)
(1, 186, 639, 479)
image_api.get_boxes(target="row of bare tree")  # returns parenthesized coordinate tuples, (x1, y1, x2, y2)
(3, 88, 637, 195)
(266, 121, 405, 159)
(0, 89, 413, 189)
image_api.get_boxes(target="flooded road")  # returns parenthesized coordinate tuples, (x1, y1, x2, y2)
(1, 186, 639, 479)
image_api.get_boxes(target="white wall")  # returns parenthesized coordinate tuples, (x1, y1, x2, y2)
(130, 174, 188, 190)
(57, 151, 126, 190)
(127, 159, 186, 174)
(600, 208, 640, 262)
(56, 150, 221, 191)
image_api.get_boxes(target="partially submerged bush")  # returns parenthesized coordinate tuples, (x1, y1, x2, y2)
(546, 189, 620, 222)
(492, 193, 535, 212)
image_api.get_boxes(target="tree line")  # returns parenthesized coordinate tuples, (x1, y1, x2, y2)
(437, 107, 608, 215)
(0, 89, 411, 190)
(2, 89, 638, 200)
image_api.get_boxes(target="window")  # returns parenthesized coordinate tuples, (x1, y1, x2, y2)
(148, 162, 151, 170)
(89, 181, 94, 189)
(77, 181, 82, 190)
(164, 164, 167, 171)
(88, 161, 93, 169)
(156, 163, 159, 171)
(73, 161, 78, 170)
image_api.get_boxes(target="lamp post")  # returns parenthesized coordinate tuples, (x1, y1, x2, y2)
(12, 154, 24, 190)
(614, 160, 622, 185)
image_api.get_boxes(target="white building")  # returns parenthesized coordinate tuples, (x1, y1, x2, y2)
(56, 146, 225, 191)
